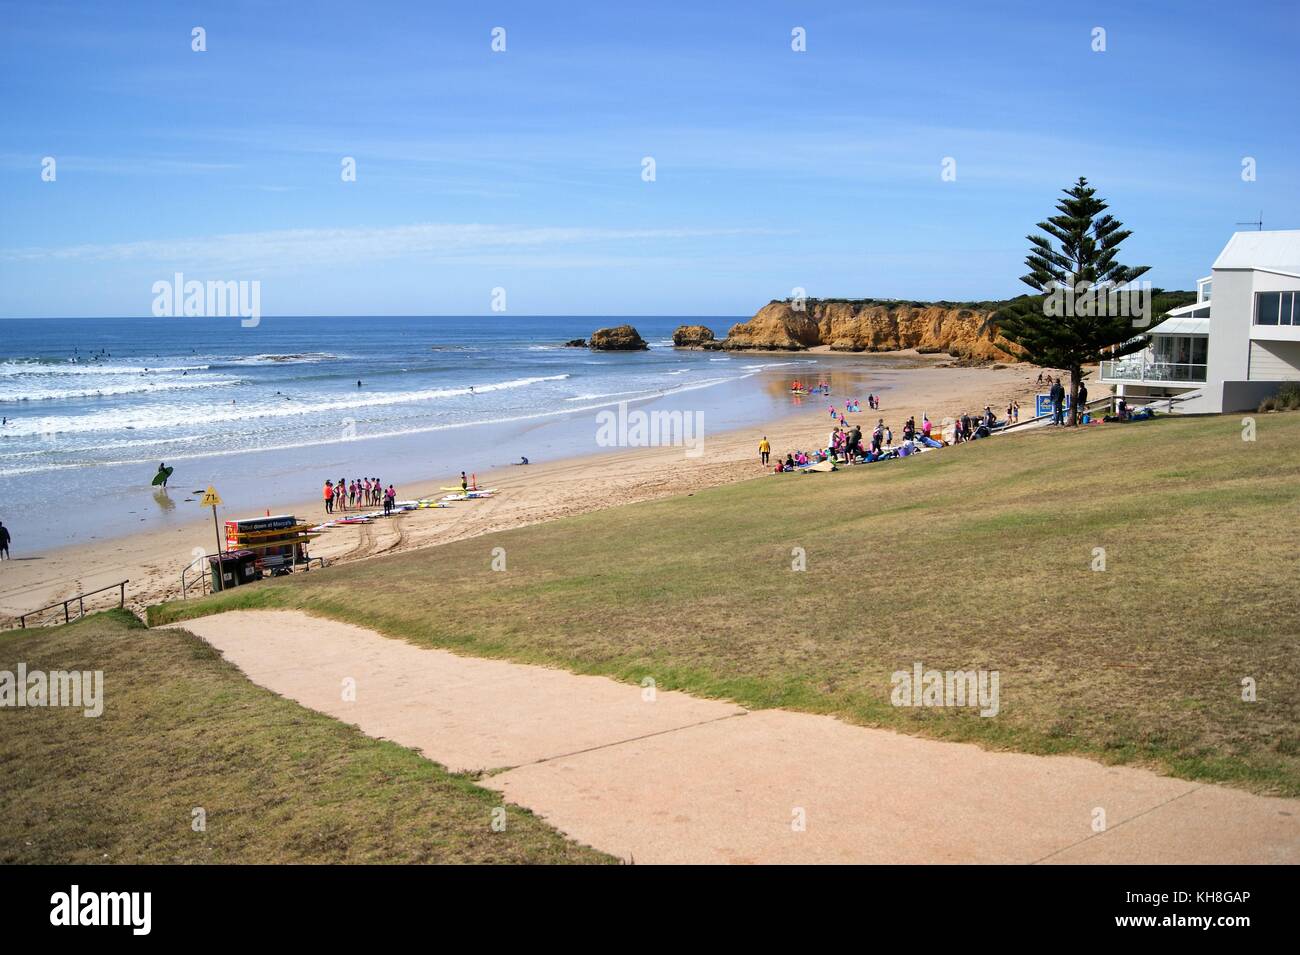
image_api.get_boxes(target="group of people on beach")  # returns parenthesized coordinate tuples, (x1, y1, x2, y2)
(762, 412, 937, 471)
(948, 406, 1005, 443)
(761, 390, 1022, 472)
(323, 477, 396, 515)
(825, 396, 883, 428)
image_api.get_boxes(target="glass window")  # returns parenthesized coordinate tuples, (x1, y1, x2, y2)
(1286, 292, 1298, 326)
(1192, 337, 1207, 364)
(1256, 292, 1281, 325)
(1199, 281, 1212, 302)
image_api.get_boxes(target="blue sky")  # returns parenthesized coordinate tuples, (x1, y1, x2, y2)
(1, 0, 1297, 317)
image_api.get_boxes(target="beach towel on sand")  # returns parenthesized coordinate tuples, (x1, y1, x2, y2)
(800, 459, 837, 473)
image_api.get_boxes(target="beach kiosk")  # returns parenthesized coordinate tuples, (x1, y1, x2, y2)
(224, 515, 317, 575)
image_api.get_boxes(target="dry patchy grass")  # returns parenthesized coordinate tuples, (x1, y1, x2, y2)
(153, 413, 1300, 795)
(0, 610, 611, 864)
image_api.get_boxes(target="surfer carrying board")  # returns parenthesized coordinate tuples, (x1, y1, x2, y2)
(153, 462, 173, 488)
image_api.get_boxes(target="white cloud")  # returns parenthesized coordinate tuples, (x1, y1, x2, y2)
(0, 223, 779, 271)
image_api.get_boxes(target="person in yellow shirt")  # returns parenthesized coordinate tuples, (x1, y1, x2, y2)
(758, 436, 771, 465)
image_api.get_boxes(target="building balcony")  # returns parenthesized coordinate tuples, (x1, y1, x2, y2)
(1099, 359, 1207, 384)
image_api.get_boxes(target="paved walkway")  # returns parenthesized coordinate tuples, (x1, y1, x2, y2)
(167, 610, 1300, 864)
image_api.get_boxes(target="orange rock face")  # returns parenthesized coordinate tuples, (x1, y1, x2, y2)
(723, 301, 1019, 360)
(671, 324, 716, 347)
(588, 324, 649, 350)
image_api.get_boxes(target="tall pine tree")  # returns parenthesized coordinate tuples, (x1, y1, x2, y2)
(995, 177, 1150, 425)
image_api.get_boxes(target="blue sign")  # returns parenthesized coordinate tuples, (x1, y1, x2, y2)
(1035, 393, 1073, 418)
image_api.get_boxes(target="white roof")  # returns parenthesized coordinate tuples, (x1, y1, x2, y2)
(1212, 230, 1300, 273)
(1147, 315, 1209, 336)
(1166, 300, 1210, 317)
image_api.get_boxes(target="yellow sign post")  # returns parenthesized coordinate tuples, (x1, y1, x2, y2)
(201, 485, 225, 590)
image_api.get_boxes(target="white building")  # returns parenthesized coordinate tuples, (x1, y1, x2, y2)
(1099, 230, 1300, 412)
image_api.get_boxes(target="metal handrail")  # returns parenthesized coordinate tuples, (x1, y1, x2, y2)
(1100, 359, 1207, 383)
(179, 552, 327, 600)
(995, 395, 1113, 434)
(1124, 390, 1202, 414)
(180, 555, 212, 600)
(18, 580, 128, 629)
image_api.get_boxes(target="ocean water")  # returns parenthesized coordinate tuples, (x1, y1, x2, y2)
(0, 316, 839, 553)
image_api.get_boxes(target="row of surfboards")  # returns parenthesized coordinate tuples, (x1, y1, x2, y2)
(309, 489, 498, 530)
(440, 487, 497, 501)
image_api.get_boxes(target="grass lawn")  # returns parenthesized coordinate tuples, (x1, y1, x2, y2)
(0, 610, 611, 863)
(152, 413, 1300, 796)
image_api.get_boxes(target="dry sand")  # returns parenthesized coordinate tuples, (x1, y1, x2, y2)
(169, 610, 1300, 865)
(1, 356, 1048, 624)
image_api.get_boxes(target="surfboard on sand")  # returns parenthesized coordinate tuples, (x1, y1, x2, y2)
(152, 466, 174, 486)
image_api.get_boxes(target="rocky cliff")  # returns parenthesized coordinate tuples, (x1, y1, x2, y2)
(720, 300, 1017, 360)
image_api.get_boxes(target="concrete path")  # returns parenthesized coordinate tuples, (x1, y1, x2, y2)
(167, 610, 1300, 865)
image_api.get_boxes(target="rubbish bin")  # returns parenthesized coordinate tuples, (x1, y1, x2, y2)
(208, 549, 260, 592)
(235, 550, 263, 585)
(209, 554, 236, 593)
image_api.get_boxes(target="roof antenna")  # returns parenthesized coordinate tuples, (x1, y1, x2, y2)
(1235, 211, 1263, 231)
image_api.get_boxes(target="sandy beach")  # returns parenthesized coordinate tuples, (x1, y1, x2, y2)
(0, 354, 1047, 624)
